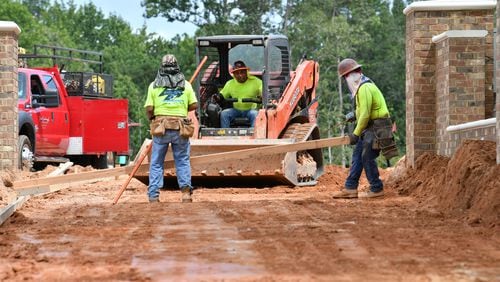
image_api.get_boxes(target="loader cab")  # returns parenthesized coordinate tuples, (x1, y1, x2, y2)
(195, 35, 291, 136)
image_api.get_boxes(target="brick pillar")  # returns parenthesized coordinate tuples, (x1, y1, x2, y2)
(404, 1, 495, 167)
(434, 31, 487, 156)
(0, 21, 21, 170)
(497, 0, 500, 164)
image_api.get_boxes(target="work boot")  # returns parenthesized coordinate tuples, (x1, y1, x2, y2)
(148, 197, 160, 203)
(332, 189, 358, 199)
(359, 190, 384, 198)
(181, 187, 192, 203)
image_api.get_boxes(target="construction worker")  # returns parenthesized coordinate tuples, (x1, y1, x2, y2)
(333, 58, 391, 199)
(144, 54, 198, 203)
(217, 60, 262, 128)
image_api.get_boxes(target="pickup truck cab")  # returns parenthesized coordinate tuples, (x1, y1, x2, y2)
(18, 46, 130, 170)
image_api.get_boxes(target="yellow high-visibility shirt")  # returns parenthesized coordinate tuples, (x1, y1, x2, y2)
(354, 83, 390, 136)
(220, 75, 262, 111)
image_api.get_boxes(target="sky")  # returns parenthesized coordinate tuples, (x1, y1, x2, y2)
(69, 0, 197, 39)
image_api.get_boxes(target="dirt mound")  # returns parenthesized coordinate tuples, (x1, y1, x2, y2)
(318, 165, 349, 187)
(388, 140, 499, 227)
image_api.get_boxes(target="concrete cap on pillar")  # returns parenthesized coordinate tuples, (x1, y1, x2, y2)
(0, 21, 21, 34)
(403, 1, 496, 15)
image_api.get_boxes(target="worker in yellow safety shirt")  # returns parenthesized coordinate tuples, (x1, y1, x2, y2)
(333, 58, 396, 199)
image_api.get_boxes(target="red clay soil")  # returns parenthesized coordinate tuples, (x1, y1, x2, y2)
(388, 140, 499, 227)
(0, 140, 498, 281)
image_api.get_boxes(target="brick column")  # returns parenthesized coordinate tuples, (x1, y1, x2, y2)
(434, 30, 488, 156)
(0, 21, 21, 170)
(404, 1, 495, 167)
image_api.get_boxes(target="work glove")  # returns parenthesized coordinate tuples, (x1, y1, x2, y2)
(348, 133, 359, 145)
(345, 112, 356, 123)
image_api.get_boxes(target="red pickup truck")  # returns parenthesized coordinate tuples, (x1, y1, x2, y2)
(17, 45, 130, 170)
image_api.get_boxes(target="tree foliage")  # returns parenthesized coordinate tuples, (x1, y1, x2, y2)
(3, 0, 409, 163)
(142, 0, 281, 35)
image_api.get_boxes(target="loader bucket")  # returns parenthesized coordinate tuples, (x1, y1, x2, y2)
(133, 123, 324, 188)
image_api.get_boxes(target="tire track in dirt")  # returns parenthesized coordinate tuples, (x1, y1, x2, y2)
(131, 203, 264, 280)
(212, 199, 362, 279)
(292, 200, 370, 261)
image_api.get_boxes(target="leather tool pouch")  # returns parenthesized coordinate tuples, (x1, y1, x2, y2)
(371, 118, 399, 160)
(164, 117, 181, 130)
(150, 116, 181, 136)
(150, 118, 165, 136)
(179, 118, 194, 138)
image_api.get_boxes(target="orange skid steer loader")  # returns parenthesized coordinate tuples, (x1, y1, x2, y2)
(134, 35, 325, 187)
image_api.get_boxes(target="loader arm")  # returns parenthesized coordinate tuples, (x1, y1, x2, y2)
(265, 59, 320, 139)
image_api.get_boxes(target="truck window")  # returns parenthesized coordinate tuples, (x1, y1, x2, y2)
(43, 75, 59, 93)
(30, 75, 60, 108)
(30, 75, 43, 95)
(18, 72, 26, 99)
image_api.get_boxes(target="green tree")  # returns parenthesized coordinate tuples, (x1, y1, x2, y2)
(142, 0, 281, 35)
(0, 0, 72, 50)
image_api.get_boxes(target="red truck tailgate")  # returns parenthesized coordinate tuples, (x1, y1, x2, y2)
(67, 97, 129, 155)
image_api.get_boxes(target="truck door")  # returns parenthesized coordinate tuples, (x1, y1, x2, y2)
(30, 74, 70, 156)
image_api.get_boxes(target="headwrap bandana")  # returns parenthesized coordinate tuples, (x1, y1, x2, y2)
(346, 73, 372, 98)
(153, 54, 185, 89)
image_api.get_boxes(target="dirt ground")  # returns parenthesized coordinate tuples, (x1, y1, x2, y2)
(0, 140, 499, 281)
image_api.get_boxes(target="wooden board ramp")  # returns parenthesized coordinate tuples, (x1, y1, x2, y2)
(13, 166, 128, 196)
(12, 136, 349, 198)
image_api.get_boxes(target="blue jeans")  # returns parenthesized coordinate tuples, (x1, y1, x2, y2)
(345, 130, 383, 192)
(147, 130, 192, 201)
(220, 108, 258, 128)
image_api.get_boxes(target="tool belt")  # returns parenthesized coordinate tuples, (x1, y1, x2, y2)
(150, 115, 194, 138)
(369, 118, 398, 160)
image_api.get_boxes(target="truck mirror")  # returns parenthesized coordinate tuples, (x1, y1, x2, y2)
(43, 89, 60, 108)
(31, 89, 60, 108)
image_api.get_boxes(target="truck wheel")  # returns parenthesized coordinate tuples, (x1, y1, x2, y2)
(91, 154, 108, 169)
(18, 135, 34, 171)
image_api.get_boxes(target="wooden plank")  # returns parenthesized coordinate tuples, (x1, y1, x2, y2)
(130, 136, 350, 172)
(190, 138, 294, 146)
(0, 196, 29, 226)
(16, 186, 51, 197)
(13, 166, 128, 190)
(113, 142, 152, 204)
(16, 174, 125, 197)
(132, 139, 152, 163)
